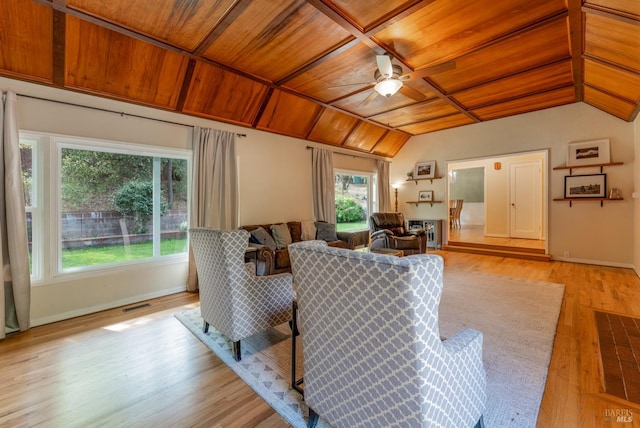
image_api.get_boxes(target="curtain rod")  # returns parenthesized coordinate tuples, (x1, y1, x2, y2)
(305, 145, 385, 161)
(16, 94, 246, 137)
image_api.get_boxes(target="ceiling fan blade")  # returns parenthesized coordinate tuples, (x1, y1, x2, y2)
(407, 61, 456, 79)
(328, 82, 374, 89)
(376, 55, 393, 78)
(359, 90, 379, 107)
(398, 85, 427, 102)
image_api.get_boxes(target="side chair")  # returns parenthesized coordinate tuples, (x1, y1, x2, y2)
(289, 241, 487, 428)
(189, 228, 294, 361)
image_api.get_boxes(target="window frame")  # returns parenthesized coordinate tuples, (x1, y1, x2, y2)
(19, 134, 42, 280)
(20, 130, 192, 283)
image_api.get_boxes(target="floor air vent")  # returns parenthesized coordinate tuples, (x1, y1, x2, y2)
(123, 303, 151, 312)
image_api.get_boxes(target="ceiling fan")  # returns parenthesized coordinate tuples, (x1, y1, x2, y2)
(336, 54, 455, 106)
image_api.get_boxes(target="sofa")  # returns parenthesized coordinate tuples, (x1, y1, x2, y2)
(240, 220, 348, 275)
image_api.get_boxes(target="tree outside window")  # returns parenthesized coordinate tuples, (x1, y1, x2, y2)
(334, 172, 375, 231)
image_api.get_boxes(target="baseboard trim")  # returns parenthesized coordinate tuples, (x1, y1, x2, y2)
(31, 286, 187, 327)
(552, 256, 635, 269)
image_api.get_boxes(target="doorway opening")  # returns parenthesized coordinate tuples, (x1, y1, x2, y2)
(446, 150, 548, 254)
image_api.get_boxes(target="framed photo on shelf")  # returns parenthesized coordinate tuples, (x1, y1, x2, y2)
(567, 139, 610, 166)
(564, 174, 606, 198)
(419, 190, 434, 202)
(414, 160, 436, 179)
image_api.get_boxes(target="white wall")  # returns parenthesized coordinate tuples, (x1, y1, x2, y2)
(392, 103, 635, 267)
(1, 77, 380, 325)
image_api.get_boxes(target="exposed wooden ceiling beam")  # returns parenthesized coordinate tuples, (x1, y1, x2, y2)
(192, 1, 250, 56)
(304, 0, 385, 54)
(567, 0, 584, 101)
(52, 9, 65, 87)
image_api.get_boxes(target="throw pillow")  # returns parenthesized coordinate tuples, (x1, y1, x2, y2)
(301, 220, 316, 241)
(315, 221, 338, 242)
(287, 221, 302, 243)
(250, 227, 277, 250)
(270, 223, 292, 250)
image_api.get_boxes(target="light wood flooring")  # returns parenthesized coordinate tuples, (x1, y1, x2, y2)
(2, 252, 640, 427)
(448, 224, 546, 251)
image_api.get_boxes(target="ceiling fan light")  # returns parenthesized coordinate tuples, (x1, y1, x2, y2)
(374, 78, 402, 97)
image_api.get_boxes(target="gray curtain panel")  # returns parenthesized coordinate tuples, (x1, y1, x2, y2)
(188, 127, 238, 292)
(1, 91, 31, 338)
(311, 148, 335, 223)
(377, 159, 391, 212)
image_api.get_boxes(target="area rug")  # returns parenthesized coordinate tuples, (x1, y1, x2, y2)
(175, 270, 564, 428)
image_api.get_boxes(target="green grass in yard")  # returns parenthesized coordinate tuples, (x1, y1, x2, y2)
(336, 222, 368, 231)
(62, 237, 187, 269)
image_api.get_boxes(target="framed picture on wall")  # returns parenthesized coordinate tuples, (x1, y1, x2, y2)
(419, 190, 434, 201)
(414, 160, 436, 179)
(564, 174, 606, 198)
(567, 139, 610, 166)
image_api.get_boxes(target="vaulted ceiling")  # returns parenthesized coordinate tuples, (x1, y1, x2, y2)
(1, 0, 639, 157)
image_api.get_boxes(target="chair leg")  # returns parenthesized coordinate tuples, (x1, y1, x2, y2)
(202, 321, 209, 334)
(308, 407, 319, 428)
(232, 340, 242, 362)
(475, 415, 485, 428)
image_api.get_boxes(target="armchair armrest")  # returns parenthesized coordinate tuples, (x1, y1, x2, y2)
(248, 243, 276, 276)
(370, 229, 393, 239)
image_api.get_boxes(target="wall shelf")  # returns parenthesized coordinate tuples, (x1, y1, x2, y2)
(553, 161, 623, 175)
(553, 197, 623, 207)
(406, 176, 443, 184)
(406, 200, 443, 207)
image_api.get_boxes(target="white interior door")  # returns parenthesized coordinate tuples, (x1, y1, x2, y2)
(509, 161, 542, 239)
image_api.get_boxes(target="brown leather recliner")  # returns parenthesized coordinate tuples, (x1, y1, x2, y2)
(369, 212, 427, 255)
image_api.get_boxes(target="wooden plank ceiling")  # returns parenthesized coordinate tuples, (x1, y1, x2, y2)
(1, 0, 639, 158)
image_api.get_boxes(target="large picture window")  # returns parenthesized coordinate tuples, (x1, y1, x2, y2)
(20, 132, 190, 280)
(334, 170, 376, 231)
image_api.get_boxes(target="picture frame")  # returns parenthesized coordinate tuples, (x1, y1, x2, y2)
(564, 174, 606, 199)
(414, 160, 436, 179)
(419, 190, 434, 202)
(567, 139, 610, 166)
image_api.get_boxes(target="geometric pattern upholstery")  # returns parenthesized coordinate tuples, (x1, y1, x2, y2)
(289, 241, 486, 428)
(189, 228, 294, 348)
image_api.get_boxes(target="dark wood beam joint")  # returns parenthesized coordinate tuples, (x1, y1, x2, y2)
(252, 87, 275, 128)
(567, 0, 584, 101)
(175, 59, 197, 112)
(52, 9, 66, 87)
(368, 129, 390, 154)
(193, 1, 250, 56)
(305, 0, 385, 54)
(276, 38, 358, 85)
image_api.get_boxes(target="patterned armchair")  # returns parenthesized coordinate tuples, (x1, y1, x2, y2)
(189, 228, 294, 361)
(369, 212, 427, 255)
(289, 241, 486, 428)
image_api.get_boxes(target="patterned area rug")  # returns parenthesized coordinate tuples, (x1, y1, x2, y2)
(175, 270, 564, 428)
